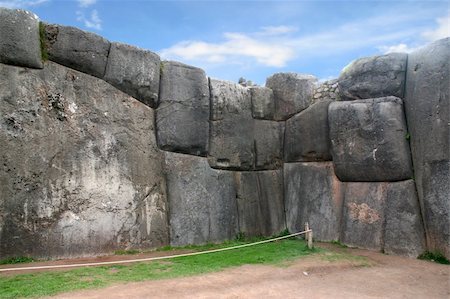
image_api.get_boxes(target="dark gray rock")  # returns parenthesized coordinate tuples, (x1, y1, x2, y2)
(404, 38, 450, 258)
(0, 8, 42, 68)
(265, 73, 317, 120)
(0, 62, 168, 259)
(284, 162, 344, 241)
(384, 180, 426, 257)
(338, 53, 407, 101)
(156, 61, 209, 156)
(284, 100, 332, 162)
(234, 170, 285, 237)
(164, 152, 238, 246)
(208, 79, 255, 170)
(44, 24, 110, 78)
(254, 120, 284, 170)
(329, 97, 413, 182)
(104, 43, 160, 108)
(341, 182, 387, 250)
(250, 86, 275, 120)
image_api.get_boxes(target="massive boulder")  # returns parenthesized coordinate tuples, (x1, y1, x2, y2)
(0, 62, 168, 259)
(403, 38, 450, 258)
(250, 86, 275, 120)
(328, 97, 413, 182)
(235, 171, 285, 237)
(164, 152, 238, 246)
(254, 120, 284, 170)
(284, 162, 344, 241)
(156, 61, 209, 156)
(266, 73, 317, 120)
(338, 53, 407, 101)
(104, 43, 160, 108)
(0, 8, 42, 69)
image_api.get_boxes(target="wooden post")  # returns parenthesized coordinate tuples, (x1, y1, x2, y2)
(305, 222, 313, 249)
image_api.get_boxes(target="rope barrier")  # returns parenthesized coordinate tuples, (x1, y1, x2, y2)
(0, 229, 312, 273)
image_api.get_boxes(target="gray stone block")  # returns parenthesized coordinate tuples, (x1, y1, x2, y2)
(284, 100, 332, 162)
(284, 162, 344, 241)
(384, 180, 426, 257)
(329, 97, 413, 182)
(404, 38, 450, 258)
(44, 24, 110, 78)
(338, 53, 407, 101)
(254, 120, 284, 170)
(250, 86, 275, 120)
(235, 170, 285, 237)
(0, 8, 42, 68)
(156, 61, 209, 156)
(164, 152, 238, 246)
(104, 42, 160, 108)
(0, 62, 168, 259)
(265, 72, 317, 120)
(210, 78, 252, 121)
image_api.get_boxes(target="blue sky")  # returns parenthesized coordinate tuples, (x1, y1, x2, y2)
(1, 0, 449, 84)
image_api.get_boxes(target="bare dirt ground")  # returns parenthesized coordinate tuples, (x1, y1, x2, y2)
(3, 244, 449, 298)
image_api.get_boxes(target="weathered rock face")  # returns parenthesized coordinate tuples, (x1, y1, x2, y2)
(156, 61, 210, 156)
(164, 152, 238, 246)
(338, 53, 407, 101)
(403, 38, 450, 258)
(0, 62, 169, 259)
(104, 43, 160, 108)
(284, 162, 344, 241)
(266, 73, 317, 120)
(254, 120, 284, 170)
(44, 24, 110, 79)
(329, 97, 413, 182)
(312, 79, 339, 102)
(0, 8, 42, 69)
(235, 171, 285, 237)
(284, 100, 332, 162)
(250, 86, 275, 120)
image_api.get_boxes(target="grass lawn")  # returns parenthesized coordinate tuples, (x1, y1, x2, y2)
(0, 238, 367, 298)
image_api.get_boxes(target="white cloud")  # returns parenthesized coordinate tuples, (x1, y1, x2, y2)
(259, 26, 298, 36)
(76, 9, 102, 30)
(77, 0, 96, 8)
(422, 12, 450, 41)
(377, 43, 418, 54)
(0, 0, 48, 8)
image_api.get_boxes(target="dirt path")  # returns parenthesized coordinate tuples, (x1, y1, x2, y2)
(45, 245, 449, 299)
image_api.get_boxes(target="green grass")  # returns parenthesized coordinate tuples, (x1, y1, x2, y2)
(38, 22, 48, 62)
(418, 251, 450, 265)
(0, 257, 34, 265)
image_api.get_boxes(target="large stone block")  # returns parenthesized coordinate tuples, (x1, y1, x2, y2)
(338, 53, 407, 101)
(156, 61, 209, 156)
(265, 73, 317, 120)
(0, 8, 42, 68)
(384, 180, 426, 257)
(44, 24, 110, 78)
(164, 152, 238, 246)
(0, 62, 168, 259)
(104, 43, 160, 108)
(250, 86, 275, 120)
(254, 120, 284, 170)
(235, 171, 285, 237)
(404, 38, 449, 257)
(284, 100, 332, 162)
(210, 78, 252, 121)
(284, 162, 344, 241)
(329, 97, 413, 181)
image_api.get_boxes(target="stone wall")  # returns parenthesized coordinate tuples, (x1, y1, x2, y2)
(0, 8, 448, 259)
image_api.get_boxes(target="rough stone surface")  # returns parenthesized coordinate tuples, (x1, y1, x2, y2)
(104, 43, 160, 108)
(0, 62, 168, 259)
(384, 180, 426, 258)
(250, 86, 275, 120)
(284, 162, 344, 241)
(234, 171, 285, 237)
(312, 79, 340, 102)
(284, 100, 332, 162)
(156, 61, 209, 156)
(44, 24, 110, 78)
(208, 79, 254, 170)
(338, 53, 407, 101)
(254, 120, 284, 170)
(164, 152, 238, 246)
(0, 8, 42, 68)
(329, 97, 413, 182)
(341, 182, 386, 250)
(404, 38, 450, 258)
(265, 73, 317, 120)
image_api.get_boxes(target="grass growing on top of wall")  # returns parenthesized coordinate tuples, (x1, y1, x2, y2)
(0, 239, 317, 298)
